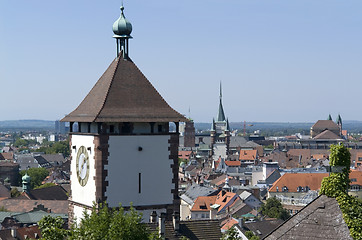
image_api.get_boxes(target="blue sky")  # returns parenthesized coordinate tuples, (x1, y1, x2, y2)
(1, 1, 362, 122)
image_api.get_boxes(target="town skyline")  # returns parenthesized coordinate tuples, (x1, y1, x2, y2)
(2, 1, 362, 122)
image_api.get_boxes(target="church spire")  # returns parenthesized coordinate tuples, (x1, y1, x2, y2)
(327, 114, 332, 121)
(113, 5, 133, 59)
(217, 82, 226, 122)
(337, 114, 342, 125)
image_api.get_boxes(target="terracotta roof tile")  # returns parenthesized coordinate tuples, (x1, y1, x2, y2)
(221, 218, 238, 230)
(225, 161, 241, 167)
(191, 196, 217, 212)
(239, 150, 257, 161)
(269, 173, 329, 192)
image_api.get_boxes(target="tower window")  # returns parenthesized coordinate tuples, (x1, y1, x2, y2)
(138, 173, 141, 193)
(158, 125, 163, 132)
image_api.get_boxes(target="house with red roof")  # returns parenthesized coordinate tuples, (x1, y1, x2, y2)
(239, 150, 258, 165)
(190, 190, 241, 220)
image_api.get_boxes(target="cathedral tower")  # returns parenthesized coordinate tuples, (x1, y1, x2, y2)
(61, 6, 187, 223)
(211, 83, 230, 160)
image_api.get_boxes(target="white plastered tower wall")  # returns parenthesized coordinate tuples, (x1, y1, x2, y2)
(69, 135, 97, 221)
(105, 135, 173, 207)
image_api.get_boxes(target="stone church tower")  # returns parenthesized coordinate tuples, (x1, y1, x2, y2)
(211, 83, 230, 161)
(61, 6, 187, 223)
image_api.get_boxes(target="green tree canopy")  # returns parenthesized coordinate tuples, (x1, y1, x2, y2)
(36, 140, 70, 157)
(34, 182, 57, 190)
(320, 144, 362, 239)
(20, 168, 49, 189)
(39, 203, 161, 240)
(38, 215, 68, 240)
(259, 197, 290, 221)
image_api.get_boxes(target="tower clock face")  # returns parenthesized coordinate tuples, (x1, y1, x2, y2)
(76, 146, 90, 186)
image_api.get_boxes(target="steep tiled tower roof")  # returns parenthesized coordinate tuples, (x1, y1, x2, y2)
(61, 54, 187, 123)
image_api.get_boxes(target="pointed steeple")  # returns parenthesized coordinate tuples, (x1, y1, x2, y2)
(217, 82, 226, 122)
(327, 114, 332, 121)
(337, 114, 342, 125)
(211, 118, 215, 131)
(226, 118, 230, 132)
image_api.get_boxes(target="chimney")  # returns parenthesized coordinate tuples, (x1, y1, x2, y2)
(158, 212, 166, 237)
(172, 212, 180, 232)
(209, 207, 217, 219)
(11, 228, 16, 238)
(238, 218, 243, 228)
(150, 211, 157, 223)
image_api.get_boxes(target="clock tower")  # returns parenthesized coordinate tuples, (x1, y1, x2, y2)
(61, 6, 187, 223)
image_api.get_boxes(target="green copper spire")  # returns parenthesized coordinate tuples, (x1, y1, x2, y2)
(217, 82, 226, 122)
(327, 114, 332, 121)
(22, 173, 31, 193)
(226, 118, 230, 131)
(337, 114, 342, 125)
(113, 5, 133, 58)
(211, 118, 215, 131)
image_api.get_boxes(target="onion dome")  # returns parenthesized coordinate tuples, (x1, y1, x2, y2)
(22, 173, 31, 183)
(113, 6, 132, 37)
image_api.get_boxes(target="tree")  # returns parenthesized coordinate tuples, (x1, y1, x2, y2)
(221, 227, 242, 240)
(259, 197, 290, 221)
(35, 140, 70, 157)
(10, 188, 20, 198)
(38, 215, 68, 240)
(39, 203, 161, 240)
(34, 182, 57, 190)
(20, 168, 49, 189)
(320, 144, 362, 239)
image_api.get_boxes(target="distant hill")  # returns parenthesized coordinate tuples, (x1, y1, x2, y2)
(0, 120, 54, 130)
(195, 121, 362, 134)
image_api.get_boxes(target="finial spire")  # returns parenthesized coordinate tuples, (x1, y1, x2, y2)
(219, 81, 222, 100)
(217, 83, 226, 122)
(113, 4, 133, 59)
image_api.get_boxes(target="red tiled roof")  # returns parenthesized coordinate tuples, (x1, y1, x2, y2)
(178, 151, 192, 160)
(350, 170, 362, 186)
(221, 218, 238, 231)
(239, 150, 257, 161)
(191, 196, 217, 212)
(215, 191, 239, 213)
(270, 171, 362, 193)
(225, 161, 241, 167)
(269, 173, 329, 192)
